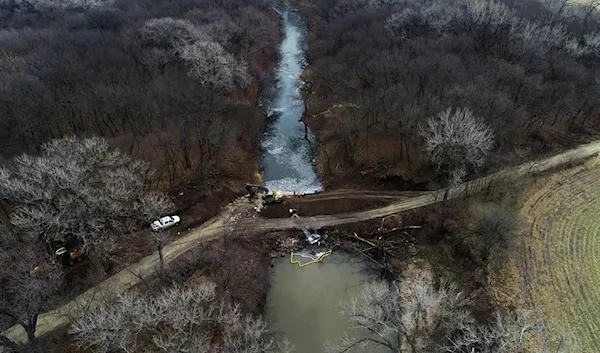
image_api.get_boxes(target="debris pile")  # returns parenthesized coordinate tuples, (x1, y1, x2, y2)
(302, 228, 321, 245)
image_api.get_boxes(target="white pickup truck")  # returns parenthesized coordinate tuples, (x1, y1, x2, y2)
(151, 215, 180, 231)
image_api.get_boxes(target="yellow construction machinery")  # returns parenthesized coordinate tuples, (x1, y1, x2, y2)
(245, 184, 284, 205)
(55, 247, 84, 266)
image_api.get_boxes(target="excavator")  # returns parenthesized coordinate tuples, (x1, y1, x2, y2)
(55, 247, 84, 266)
(245, 184, 284, 205)
(28, 247, 83, 277)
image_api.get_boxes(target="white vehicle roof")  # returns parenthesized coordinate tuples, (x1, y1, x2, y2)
(158, 215, 178, 223)
(151, 215, 180, 229)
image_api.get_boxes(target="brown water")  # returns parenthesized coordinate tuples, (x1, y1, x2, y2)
(265, 251, 376, 353)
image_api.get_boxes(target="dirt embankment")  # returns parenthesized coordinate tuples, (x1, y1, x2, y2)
(259, 190, 421, 218)
(302, 98, 431, 191)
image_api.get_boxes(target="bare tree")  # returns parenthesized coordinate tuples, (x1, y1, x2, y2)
(137, 17, 206, 48)
(384, 0, 596, 58)
(71, 282, 289, 353)
(385, 0, 465, 36)
(419, 108, 494, 179)
(447, 310, 582, 353)
(135, 17, 207, 72)
(327, 269, 472, 353)
(541, 0, 600, 22)
(462, 0, 515, 28)
(0, 228, 63, 352)
(180, 40, 251, 95)
(135, 16, 249, 96)
(0, 137, 174, 256)
(0, 0, 114, 12)
(447, 313, 535, 353)
(384, 0, 516, 39)
(329, 268, 570, 353)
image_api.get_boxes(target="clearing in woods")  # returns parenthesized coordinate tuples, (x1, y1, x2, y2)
(521, 157, 600, 352)
(5, 139, 600, 345)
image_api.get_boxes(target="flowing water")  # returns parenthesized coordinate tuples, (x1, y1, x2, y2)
(265, 251, 377, 353)
(262, 7, 322, 194)
(262, 8, 377, 353)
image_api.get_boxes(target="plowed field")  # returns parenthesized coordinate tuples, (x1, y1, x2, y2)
(522, 159, 600, 351)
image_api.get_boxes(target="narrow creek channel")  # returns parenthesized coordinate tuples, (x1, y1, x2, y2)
(262, 8, 377, 352)
(261, 7, 322, 194)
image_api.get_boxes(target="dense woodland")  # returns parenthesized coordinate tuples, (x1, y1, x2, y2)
(0, 0, 598, 352)
(299, 0, 600, 187)
(0, 0, 280, 188)
(0, 0, 282, 351)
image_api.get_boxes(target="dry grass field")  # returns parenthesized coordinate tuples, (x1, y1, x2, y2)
(521, 158, 600, 352)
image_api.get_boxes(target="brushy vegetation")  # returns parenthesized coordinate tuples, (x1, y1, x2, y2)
(0, 0, 281, 189)
(298, 0, 600, 187)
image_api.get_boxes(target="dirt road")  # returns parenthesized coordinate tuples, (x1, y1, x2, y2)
(289, 190, 423, 201)
(5, 139, 600, 344)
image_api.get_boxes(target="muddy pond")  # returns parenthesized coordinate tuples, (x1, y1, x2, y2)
(265, 251, 378, 353)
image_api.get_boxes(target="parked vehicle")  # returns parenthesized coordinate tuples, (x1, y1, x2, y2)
(245, 183, 284, 205)
(151, 215, 181, 231)
(262, 190, 283, 204)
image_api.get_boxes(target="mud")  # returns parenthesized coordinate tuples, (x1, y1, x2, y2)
(259, 197, 393, 218)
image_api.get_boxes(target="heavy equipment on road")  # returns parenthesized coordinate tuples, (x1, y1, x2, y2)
(245, 184, 283, 205)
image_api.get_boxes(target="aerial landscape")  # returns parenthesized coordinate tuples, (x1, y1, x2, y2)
(1, 0, 600, 352)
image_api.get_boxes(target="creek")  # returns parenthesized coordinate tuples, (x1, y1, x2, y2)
(262, 8, 377, 353)
(261, 7, 322, 194)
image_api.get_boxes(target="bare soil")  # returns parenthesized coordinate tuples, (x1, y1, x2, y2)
(260, 197, 392, 218)
(258, 189, 422, 218)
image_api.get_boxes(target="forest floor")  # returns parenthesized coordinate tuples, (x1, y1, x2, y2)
(5, 138, 600, 345)
(520, 157, 600, 352)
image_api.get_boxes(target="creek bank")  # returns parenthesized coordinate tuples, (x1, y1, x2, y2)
(299, 76, 433, 192)
(259, 196, 392, 218)
(260, 6, 322, 194)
